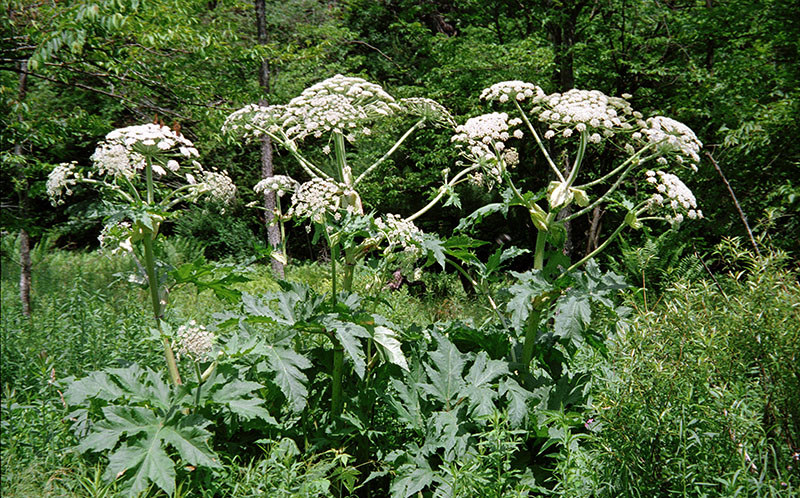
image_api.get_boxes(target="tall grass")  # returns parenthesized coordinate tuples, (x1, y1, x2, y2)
(589, 246, 799, 496)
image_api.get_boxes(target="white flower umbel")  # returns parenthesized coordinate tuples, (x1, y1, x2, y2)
(287, 178, 343, 223)
(481, 81, 545, 103)
(400, 97, 456, 127)
(641, 116, 702, 170)
(374, 213, 424, 254)
(645, 170, 702, 226)
(197, 170, 237, 204)
(175, 320, 214, 361)
(92, 123, 199, 178)
(531, 89, 636, 139)
(254, 175, 300, 197)
(222, 103, 286, 140)
(281, 74, 400, 141)
(451, 112, 522, 163)
(45, 161, 81, 203)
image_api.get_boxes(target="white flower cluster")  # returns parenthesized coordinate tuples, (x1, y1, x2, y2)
(480, 81, 545, 103)
(645, 170, 702, 225)
(281, 75, 400, 140)
(400, 97, 456, 127)
(46, 161, 81, 203)
(198, 170, 237, 204)
(92, 123, 199, 178)
(175, 320, 214, 361)
(641, 116, 702, 170)
(532, 89, 637, 142)
(374, 213, 424, 255)
(451, 112, 524, 163)
(98, 221, 133, 255)
(254, 175, 299, 197)
(287, 178, 343, 223)
(222, 103, 286, 140)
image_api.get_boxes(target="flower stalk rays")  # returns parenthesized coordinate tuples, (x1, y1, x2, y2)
(454, 80, 704, 371)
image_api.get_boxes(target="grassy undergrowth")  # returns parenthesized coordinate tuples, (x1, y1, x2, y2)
(2, 236, 798, 496)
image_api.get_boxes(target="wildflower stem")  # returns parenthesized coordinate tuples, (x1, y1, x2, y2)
(142, 155, 182, 386)
(564, 154, 658, 223)
(142, 232, 182, 386)
(355, 118, 426, 185)
(520, 309, 542, 373)
(513, 99, 564, 182)
(407, 164, 481, 222)
(561, 220, 627, 276)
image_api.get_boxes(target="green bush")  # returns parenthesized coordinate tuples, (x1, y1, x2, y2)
(589, 245, 800, 496)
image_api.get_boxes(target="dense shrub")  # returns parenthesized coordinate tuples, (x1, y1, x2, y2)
(590, 245, 799, 496)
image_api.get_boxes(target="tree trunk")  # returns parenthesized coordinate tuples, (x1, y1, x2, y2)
(19, 229, 32, 317)
(255, 0, 284, 277)
(16, 60, 32, 316)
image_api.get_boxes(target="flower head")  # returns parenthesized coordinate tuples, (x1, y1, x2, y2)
(287, 178, 343, 223)
(198, 170, 237, 204)
(641, 116, 702, 169)
(481, 81, 545, 103)
(92, 123, 199, 179)
(400, 97, 455, 127)
(645, 170, 702, 226)
(281, 75, 400, 140)
(451, 112, 522, 164)
(254, 175, 300, 197)
(532, 89, 636, 140)
(175, 320, 214, 361)
(46, 161, 82, 204)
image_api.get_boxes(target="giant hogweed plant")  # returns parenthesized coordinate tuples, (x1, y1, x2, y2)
(44, 125, 277, 495)
(370, 83, 707, 496)
(223, 75, 484, 419)
(448, 81, 704, 377)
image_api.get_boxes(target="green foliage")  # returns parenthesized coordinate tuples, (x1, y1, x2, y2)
(64, 362, 273, 496)
(588, 246, 800, 495)
(173, 205, 261, 261)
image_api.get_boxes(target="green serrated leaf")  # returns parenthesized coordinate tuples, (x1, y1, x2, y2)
(419, 334, 466, 407)
(373, 326, 409, 371)
(553, 294, 591, 344)
(324, 317, 370, 379)
(263, 345, 310, 412)
(390, 464, 435, 498)
(500, 377, 533, 428)
(160, 421, 221, 469)
(105, 432, 175, 497)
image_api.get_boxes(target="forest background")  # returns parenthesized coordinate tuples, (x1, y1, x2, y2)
(2, 0, 798, 262)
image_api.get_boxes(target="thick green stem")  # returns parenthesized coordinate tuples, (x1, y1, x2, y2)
(533, 228, 548, 270)
(333, 132, 348, 184)
(520, 309, 542, 373)
(331, 342, 344, 416)
(143, 157, 181, 386)
(328, 237, 345, 417)
(143, 233, 182, 386)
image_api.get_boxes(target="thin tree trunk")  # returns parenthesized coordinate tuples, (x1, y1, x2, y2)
(255, 0, 284, 277)
(19, 229, 32, 317)
(585, 206, 604, 256)
(16, 60, 32, 317)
